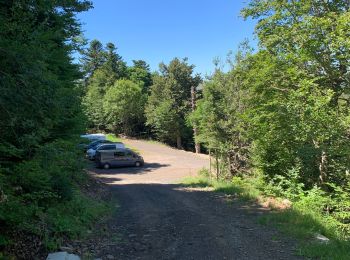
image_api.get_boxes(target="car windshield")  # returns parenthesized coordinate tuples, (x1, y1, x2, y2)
(88, 140, 100, 148)
(89, 140, 113, 149)
(97, 144, 115, 150)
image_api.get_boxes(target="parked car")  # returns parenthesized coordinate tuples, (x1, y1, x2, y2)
(95, 148, 144, 169)
(79, 139, 112, 152)
(86, 142, 125, 160)
(87, 139, 112, 150)
(80, 133, 106, 141)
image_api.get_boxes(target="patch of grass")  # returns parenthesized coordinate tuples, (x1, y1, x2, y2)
(181, 172, 350, 259)
(182, 171, 260, 200)
(181, 175, 212, 188)
(43, 191, 113, 249)
(106, 134, 123, 143)
(106, 134, 139, 153)
(146, 139, 168, 147)
(259, 200, 350, 259)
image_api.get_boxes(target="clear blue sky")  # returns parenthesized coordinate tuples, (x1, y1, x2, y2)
(77, 0, 256, 76)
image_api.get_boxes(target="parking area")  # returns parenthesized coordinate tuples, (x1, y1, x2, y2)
(88, 139, 210, 184)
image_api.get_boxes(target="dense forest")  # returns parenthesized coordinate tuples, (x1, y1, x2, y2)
(0, 1, 111, 257)
(1, 0, 350, 258)
(80, 42, 201, 150)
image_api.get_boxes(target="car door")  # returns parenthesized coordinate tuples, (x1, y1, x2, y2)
(113, 150, 127, 166)
(124, 150, 136, 166)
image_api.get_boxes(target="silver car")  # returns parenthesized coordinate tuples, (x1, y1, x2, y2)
(86, 142, 125, 160)
(95, 148, 144, 169)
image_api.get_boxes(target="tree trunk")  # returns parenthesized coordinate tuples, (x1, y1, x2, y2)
(209, 148, 212, 178)
(215, 151, 219, 181)
(176, 135, 182, 149)
(194, 128, 201, 153)
(228, 154, 233, 177)
(319, 150, 327, 184)
(191, 85, 201, 153)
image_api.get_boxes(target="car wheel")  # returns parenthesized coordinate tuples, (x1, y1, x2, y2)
(135, 161, 141, 167)
(103, 163, 110, 169)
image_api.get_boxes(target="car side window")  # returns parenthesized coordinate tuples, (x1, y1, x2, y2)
(125, 151, 133, 157)
(99, 145, 114, 150)
(114, 151, 125, 157)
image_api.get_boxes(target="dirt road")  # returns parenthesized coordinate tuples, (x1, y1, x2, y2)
(89, 139, 302, 260)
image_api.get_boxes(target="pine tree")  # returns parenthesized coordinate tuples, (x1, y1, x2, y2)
(146, 58, 201, 149)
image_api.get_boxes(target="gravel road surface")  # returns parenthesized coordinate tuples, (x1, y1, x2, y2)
(89, 139, 303, 260)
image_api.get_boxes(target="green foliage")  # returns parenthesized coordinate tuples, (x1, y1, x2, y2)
(102, 42, 128, 83)
(235, 0, 350, 187)
(260, 185, 350, 259)
(45, 191, 111, 240)
(104, 80, 146, 135)
(0, 0, 90, 163)
(182, 173, 260, 201)
(0, 139, 111, 246)
(82, 68, 110, 130)
(80, 40, 127, 84)
(262, 166, 305, 201)
(80, 41, 152, 134)
(183, 175, 350, 259)
(189, 2, 350, 256)
(106, 134, 123, 143)
(0, 1, 113, 256)
(194, 0, 350, 189)
(146, 58, 201, 149)
(190, 50, 251, 176)
(128, 60, 153, 92)
(80, 39, 106, 79)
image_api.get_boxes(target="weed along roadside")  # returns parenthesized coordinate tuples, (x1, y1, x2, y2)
(182, 169, 350, 259)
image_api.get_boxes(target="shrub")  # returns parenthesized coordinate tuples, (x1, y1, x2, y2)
(0, 138, 110, 253)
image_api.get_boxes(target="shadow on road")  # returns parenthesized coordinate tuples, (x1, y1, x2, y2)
(84, 180, 302, 260)
(88, 162, 171, 175)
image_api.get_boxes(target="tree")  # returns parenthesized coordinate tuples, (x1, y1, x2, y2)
(102, 42, 128, 84)
(81, 41, 129, 130)
(82, 69, 109, 130)
(190, 48, 252, 177)
(0, 0, 92, 253)
(238, 0, 350, 187)
(0, 0, 91, 160)
(103, 80, 146, 135)
(243, 50, 350, 188)
(145, 58, 201, 149)
(80, 39, 106, 79)
(242, 0, 350, 105)
(128, 60, 153, 92)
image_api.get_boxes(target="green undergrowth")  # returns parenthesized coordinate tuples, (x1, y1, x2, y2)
(182, 174, 260, 201)
(106, 133, 123, 143)
(0, 139, 114, 257)
(182, 169, 350, 259)
(43, 191, 113, 250)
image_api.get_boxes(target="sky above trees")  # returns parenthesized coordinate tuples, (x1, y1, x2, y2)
(77, 0, 256, 75)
